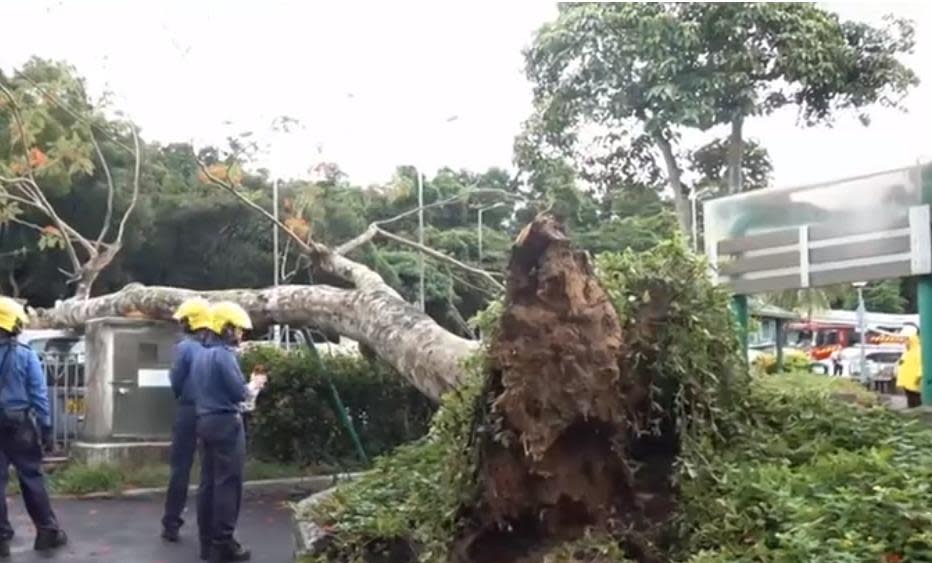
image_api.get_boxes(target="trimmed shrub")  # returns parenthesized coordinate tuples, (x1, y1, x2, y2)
(241, 347, 435, 468)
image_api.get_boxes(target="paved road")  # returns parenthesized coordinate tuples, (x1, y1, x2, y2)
(0, 491, 296, 562)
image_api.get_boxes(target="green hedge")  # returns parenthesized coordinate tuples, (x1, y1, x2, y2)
(240, 346, 435, 468)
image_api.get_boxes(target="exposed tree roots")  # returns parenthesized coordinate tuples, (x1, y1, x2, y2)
(451, 215, 678, 563)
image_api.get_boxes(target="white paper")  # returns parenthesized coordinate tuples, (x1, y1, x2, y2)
(138, 368, 171, 387)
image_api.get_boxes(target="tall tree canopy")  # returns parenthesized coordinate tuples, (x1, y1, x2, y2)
(521, 2, 917, 235)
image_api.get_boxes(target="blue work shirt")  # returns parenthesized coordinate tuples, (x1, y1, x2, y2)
(192, 336, 247, 416)
(169, 332, 209, 406)
(0, 339, 51, 427)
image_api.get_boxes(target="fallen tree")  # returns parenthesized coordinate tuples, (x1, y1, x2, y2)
(300, 216, 746, 562)
(33, 281, 476, 401)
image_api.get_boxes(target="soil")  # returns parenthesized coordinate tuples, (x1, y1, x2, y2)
(452, 215, 678, 563)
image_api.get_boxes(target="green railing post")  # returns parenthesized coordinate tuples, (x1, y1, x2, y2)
(732, 295, 749, 362)
(919, 276, 932, 405)
(775, 318, 784, 372)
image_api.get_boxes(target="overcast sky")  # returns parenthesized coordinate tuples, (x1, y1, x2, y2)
(1, 1, 929, 189)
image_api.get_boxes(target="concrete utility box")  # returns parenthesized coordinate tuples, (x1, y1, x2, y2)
(75, 318, 180, 465)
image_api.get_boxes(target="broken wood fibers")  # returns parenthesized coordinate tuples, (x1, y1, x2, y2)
(455, 215, 673, 563)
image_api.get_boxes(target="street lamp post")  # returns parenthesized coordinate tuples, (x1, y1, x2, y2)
(477, 202, 507, 265)
(417, 169, 425, 312)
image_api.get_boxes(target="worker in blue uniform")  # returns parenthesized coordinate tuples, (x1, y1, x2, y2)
(0, 297, 67, 558)
(161, 297, 214, 542)
(193, 301, 253, 562)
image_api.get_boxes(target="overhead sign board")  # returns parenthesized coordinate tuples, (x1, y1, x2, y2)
(704, 164, 932, 294)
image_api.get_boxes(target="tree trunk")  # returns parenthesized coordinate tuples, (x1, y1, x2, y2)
(33, 283, 477, 401)
(652, 132, 692, 236)
(71, 246, 119, 301)
(726, 115, 744, 194)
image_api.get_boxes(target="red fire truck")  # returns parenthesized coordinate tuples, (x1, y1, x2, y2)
(784, 319, 909, 361)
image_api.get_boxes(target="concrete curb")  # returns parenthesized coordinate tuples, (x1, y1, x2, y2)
(291, 473, 367, 559)
(53, 472, 363, 500)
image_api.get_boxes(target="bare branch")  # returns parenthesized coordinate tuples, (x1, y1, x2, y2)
(0, 186, 38, 208)
(193, 151, 325, 257)
(192, 148, 396, 294)
(114, 125, 141, 244)
(8, 178, 86, 273)
(374, 226, 504, 291)
(10, 216, 45, 233)
(90, 130, 115, 245)
(335, 187, 524, 256)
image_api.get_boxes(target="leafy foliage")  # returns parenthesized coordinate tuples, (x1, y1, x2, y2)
(304, 370, 486, 563)
(520, 2, 917, 233)
(680, 374, 932, 562)
(304, 239, 750, 562)
(240, 346, 435, 467)
(751, 350, 812, 375)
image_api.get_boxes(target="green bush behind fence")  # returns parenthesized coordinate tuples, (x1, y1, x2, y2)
(240, 346, 435, 468)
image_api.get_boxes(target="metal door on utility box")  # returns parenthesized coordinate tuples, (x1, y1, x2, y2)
(112, 333, 177, 438)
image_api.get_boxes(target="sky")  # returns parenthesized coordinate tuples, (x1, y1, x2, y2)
(1, 1, 929, 189)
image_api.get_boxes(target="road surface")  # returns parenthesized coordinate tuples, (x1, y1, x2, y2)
(1, 491, 296, 562)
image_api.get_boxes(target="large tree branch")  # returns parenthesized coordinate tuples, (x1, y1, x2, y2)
(33, 283, 476, 400)
(113, 125, 141, 245)
(90, 131, 116, 245)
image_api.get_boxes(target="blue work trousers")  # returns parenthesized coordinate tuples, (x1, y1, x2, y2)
(0, 412, 59, 540)
(162, 404, 197, 532)
(196, 413, 245, 543)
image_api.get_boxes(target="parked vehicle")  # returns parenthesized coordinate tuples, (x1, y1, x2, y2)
(17, 330, 85, 447)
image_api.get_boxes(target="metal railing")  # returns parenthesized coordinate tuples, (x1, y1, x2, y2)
(40, 352, 85, 455)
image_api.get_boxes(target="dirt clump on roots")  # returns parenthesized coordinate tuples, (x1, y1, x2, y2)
(452, 215, 678, 563)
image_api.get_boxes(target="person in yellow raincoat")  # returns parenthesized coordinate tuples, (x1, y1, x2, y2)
(897, 332, 922, 408)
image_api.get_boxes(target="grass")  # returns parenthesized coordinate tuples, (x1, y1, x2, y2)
(2, 458, 316, 496)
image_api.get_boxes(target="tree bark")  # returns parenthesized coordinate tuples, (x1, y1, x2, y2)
(726, 115, 744, 194)
(32, 282, 477, 401)
(652, 132, 691, 235)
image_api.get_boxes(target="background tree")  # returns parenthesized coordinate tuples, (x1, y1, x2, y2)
(0, 58, 141, 299)
(522, 2, 917, 236)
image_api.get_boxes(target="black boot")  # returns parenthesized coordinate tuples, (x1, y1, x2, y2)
(0, 539, 9, 558)
(209, 539, 251, 562)
(161, 527, 180, 542)
(200, 540, 210, 561)
(34, 528, 68, 551)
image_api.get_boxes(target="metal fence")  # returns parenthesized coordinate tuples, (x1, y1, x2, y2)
(40, 352, 85, 455)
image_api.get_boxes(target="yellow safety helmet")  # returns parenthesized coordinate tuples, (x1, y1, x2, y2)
(0, 297, 28, 333)
(210, 301, 253, 334)
(172, 297, 212, 331)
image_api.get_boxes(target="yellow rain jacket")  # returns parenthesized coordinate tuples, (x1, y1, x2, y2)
(897, 335, 922, 392)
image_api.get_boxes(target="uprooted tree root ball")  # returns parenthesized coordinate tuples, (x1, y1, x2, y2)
(454, 215, 677, 563)
(304, 214, 748, 563)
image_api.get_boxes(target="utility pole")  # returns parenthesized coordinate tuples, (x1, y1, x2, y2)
(272, 178, 282, 346)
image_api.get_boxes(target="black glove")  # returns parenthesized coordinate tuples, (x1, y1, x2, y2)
(40, 426, 53, 453)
